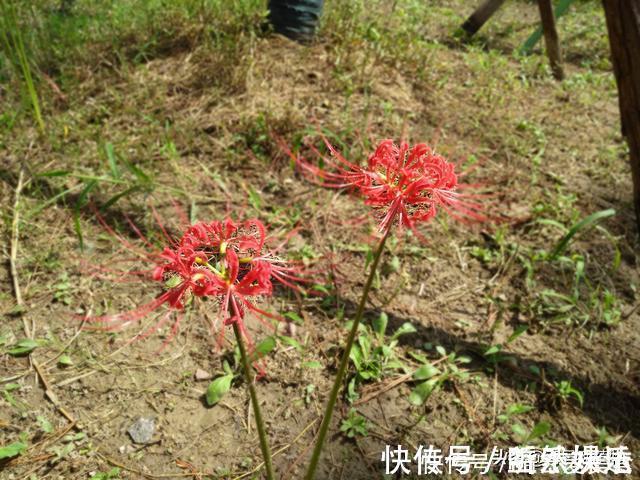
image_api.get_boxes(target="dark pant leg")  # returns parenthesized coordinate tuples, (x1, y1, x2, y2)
(268, 0, 325, 41)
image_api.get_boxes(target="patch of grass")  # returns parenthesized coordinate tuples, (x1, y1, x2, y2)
(346, 313, 415, 403)
(0, 0, 45, 133)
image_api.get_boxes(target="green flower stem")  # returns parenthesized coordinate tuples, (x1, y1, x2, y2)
(232, 320, 275, 480)
(304, 229, 390, 480)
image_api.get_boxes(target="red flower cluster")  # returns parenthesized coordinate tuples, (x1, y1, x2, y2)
(86, 217, 303, 348)
(292, 138, 486, 235)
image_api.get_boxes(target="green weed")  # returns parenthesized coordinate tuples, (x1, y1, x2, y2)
(0, 0, 45, 133)
(346, 312, 415, 402)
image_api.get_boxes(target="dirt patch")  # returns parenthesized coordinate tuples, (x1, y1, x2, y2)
(1, 2, 639, 479)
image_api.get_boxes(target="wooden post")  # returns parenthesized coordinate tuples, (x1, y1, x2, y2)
(603, 0, 640, 231)
(537, 0, 564, 80)
(461, 0, 507, 36)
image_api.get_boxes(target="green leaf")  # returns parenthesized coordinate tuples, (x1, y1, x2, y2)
(7, 339, 39, 356)
(278, 335, 302, 351)
(302, 361, 323, 369)
(484, 345, 502, 356)
(283, 312, 304, 325)
(507, 326, 528, 344)
(549, 209, 616, 260)
(248, 186, 262, 210)
(529, 365, 541, 376)
(37, 415, 53, 433)
(92, 467, 121, 480)
(26, 184, 82, 219)
(101, 186, 140, 211)
(364, 247, 374, 270)
(435, 345, 447, 357)
(0, 441, 27, 459)
(392, 322, 416, 340)
(63, 432, 86, 442)
(205, 375, 233, 406)
(390, 255, 401, 272)
(571, 388, 585, 407)
(511, 422, 528, 439)
(372, 312, 388, 338)
(408, 379, 438, 406)
(506, 403, 534, 416)
(105, 142, 120, 179)
(413, 364, 440, 381)
(36, 170, 70, 177)
(252, 336, 276, 360)
(408, 351, 428, 364)
(456, 355, 472, 364)
(58, 354, 73, 366)
(536, 218, 568, 233)
(73, 212, 84, 251)
(310, 284, 330, 295)
(77, 179, 98, 209)
(74, 179, 98, 250)
(123, 160, 152, 186)
(529, 421, 551, 440)
(222, 360, 233, 376)
(349, 344, 363, 370)
(357, 334, 371, 360)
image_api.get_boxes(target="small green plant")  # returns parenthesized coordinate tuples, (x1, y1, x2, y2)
(408, 345, 472, 406)
(527, 285, 621, 329)
(206, 336, 281, 407)
(6, 338, 42, 356)
(30, 142, 165, 249)
(0, 441, 27, 460)
(53, 272, 72, 305)
(518, 209, 620, 331)
(595, 426, 622, 448)
(554, 380, 584, 408)
(340, 409, 369, 438)
(346, 313, 415, 402)
(36, 415, 53, 434)
(205, 361, 235, 407)
(48, 432, 86, 464)
(493, 403, 536, 442)
(497, 403, 535, 424)
(2, 383, 23, 410)
(511, 420, 553, 446)
(91, 468, 121, 480)
(483, 325, 528, 369)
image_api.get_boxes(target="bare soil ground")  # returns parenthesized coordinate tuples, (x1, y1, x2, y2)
(1, 1, 639, 479)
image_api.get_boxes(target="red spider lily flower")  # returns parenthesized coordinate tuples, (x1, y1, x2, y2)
(288, 137, 487, 236)
(84, 216, 304, 351)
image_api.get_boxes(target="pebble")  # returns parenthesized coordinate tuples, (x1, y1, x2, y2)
(127, 416, 156, 444)
(194, 368, 212, 381)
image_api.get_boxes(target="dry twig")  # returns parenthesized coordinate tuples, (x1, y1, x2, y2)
(10, 167, 28, 335)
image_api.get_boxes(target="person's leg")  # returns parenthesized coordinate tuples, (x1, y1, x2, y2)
(268, 0, 324, 42)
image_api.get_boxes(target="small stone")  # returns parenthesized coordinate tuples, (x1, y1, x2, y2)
(194, 368, 212, 381)
(119, 444, 136, 454)
(127, 417, 155, 444)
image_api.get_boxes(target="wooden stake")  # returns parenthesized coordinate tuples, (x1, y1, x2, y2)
(461, 0, 507, 36)
(538, 0, 564, 80)
(603, 0, 640, 231)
